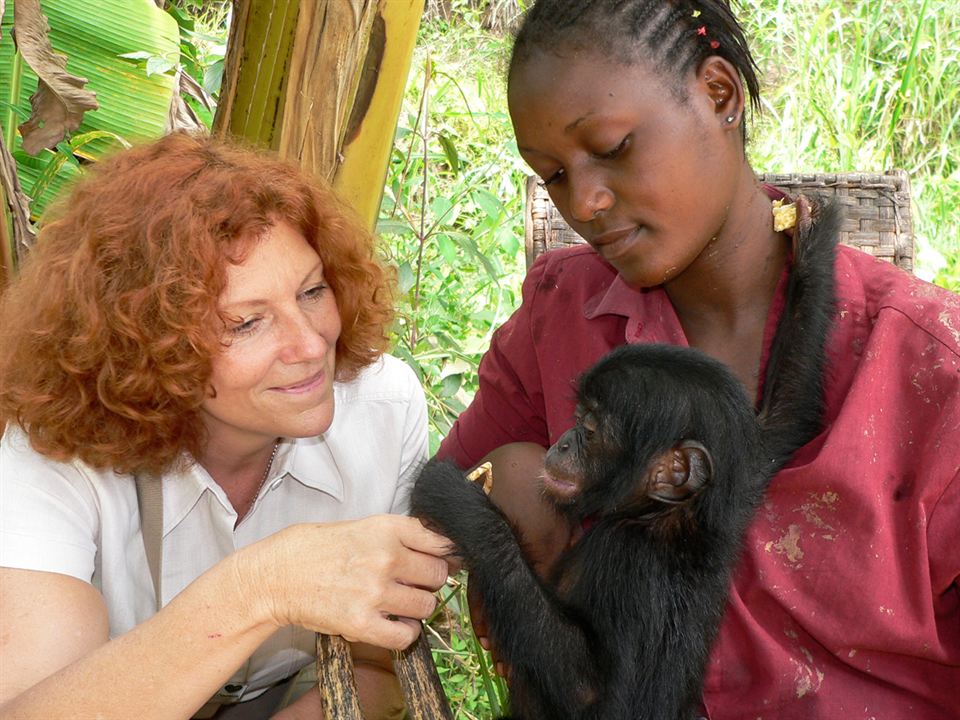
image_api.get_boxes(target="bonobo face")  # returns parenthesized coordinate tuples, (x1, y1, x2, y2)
(542, 403, 611, 506)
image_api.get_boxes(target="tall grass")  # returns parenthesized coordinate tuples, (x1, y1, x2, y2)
(742, 0, 960, 290)
(388, 0, 960, 713)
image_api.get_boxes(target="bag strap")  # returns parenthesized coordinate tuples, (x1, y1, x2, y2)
(134, 474, 164, 611)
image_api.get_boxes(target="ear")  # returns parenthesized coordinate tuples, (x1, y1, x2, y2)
(696, 57, 745, 131)
(647, 440, 714, 505)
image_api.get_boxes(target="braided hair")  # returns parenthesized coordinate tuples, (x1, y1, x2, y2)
(510, 0, 761, 131)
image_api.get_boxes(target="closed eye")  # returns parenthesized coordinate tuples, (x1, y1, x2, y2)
(227, 315, 262, 338)
(539, 167, 566, 187)
(299, 282, 329, 302)
(596, 135, 630, 160)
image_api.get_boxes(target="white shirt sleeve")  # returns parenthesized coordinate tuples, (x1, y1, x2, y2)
(389, 358, 429, 515)
(0, 426, 101, 581)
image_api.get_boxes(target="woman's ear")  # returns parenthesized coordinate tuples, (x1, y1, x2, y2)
(697, 57, 745, 131)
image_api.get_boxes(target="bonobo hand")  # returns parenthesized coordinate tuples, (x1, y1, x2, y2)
(234, 515, 453, 650)
(457, 443, 577, 673)
(410, 459, 504, 555)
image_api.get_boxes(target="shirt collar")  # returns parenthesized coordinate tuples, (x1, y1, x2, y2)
(583, 273, 688, 346)
(161, 436, 346, 535)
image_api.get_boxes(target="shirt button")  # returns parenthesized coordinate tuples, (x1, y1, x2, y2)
(269, 478, 282, 491)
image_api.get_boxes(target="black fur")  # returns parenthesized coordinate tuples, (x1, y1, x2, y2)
(412, 199, 839, 720)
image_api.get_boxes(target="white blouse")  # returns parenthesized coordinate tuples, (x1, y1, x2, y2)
(0, 353, 428, 699)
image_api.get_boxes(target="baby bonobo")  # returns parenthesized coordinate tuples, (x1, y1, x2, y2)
(412, 199, 839, 719)
(413, 345, 762, 720)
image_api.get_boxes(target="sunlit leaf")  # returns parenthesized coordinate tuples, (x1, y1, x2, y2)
(0, 0, 179, 217)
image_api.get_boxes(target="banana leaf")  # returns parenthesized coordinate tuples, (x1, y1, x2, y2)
(0, 0, 179, 218)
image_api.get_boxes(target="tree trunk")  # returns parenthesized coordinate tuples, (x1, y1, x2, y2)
(214, 0, 423, 227)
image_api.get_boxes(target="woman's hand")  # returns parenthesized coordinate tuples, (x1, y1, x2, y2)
(236, 515, 453, 650)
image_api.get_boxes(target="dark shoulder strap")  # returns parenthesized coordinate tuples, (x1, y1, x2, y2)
(134, 474, 164, 611)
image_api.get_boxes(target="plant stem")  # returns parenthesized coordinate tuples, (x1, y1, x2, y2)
(411, 54, 432, 348)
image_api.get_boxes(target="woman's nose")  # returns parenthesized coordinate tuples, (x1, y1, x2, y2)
(280, 311, 329, 363)
(567, 169, 614, 224)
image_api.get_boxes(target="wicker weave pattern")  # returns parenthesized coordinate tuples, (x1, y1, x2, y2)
(525, 171, 914, 272)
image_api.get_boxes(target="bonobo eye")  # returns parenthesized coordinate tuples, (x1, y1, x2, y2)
(581, 412, 599, 442)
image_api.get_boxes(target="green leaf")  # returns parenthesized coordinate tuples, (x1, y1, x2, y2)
(471, 188, 502, 220)
(1, 0, 180, 218)
(439, 373, 462, 397)
(437, 131, 460, 175)
(146, 55, 177, 77)
(118, 51, 153, 60)
(397, 261, 415, 293)
(429, 194, 455, 226)
(376, 219, 414, 236)
(436, 232, 458, 265)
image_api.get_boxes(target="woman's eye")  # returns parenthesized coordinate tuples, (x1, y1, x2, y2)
(598, 135, 629, 160)
(300, 283, 328, 302)
(228, 316, 261, 337)
(539, 167, 566, 187)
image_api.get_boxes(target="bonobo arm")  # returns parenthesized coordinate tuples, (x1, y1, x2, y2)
(410, 458, 601, 718)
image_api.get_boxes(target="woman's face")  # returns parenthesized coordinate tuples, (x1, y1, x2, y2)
(201, 221, 342, 451)
(508, 50, 742, 288)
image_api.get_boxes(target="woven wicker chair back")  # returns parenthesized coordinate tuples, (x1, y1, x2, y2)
(524, 171, 914, 273)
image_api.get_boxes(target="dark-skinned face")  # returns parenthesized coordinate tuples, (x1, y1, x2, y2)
(508, 50, 743, 289)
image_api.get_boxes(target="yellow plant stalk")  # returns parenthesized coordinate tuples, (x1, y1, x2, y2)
(332, 0, 425, 229)
(215, 0, 424, 230)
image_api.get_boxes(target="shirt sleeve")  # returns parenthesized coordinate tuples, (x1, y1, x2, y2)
(437, 255, 551, 468)
(0, 428, 100, 582)
(389, 359, 429, 515)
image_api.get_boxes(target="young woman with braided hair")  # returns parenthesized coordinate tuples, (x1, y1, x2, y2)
(436, 1, 960, 717)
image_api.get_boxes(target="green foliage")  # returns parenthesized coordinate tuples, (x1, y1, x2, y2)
(426, 577, 510, 718)
(0, 0, 181, 222)
(742, 0, 960, 285)
(379, 23, 529, 454)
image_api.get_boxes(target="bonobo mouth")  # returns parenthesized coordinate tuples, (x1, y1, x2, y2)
(541, 470, 580, 502)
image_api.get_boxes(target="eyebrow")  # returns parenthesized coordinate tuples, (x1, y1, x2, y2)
(517, 112, 596, 154)
(221, 259, 324, 311)
(564, 112, 595, 133)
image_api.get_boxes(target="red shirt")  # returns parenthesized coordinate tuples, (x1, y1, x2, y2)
(439, 238, 960, 717)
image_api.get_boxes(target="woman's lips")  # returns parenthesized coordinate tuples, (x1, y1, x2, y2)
(271, 370, 326, 394)
(590, 226, 641, 262)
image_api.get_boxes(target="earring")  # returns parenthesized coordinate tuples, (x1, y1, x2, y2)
(725, 115, 736, 124)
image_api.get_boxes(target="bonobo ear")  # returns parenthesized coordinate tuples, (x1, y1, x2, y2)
(647, 440, 714, 505)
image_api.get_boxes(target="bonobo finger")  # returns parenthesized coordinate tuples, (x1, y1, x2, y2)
(467, 578, 488, 634)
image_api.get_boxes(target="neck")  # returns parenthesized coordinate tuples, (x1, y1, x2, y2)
(662, 167, 789, 401)
(665, 171, 787, 335)
(199, 434, 281, 492)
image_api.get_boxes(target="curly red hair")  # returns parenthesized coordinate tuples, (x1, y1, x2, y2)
(0, 132, 395, 475)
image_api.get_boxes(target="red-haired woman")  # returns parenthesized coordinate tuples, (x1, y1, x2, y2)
(0, 133, 450, 719)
